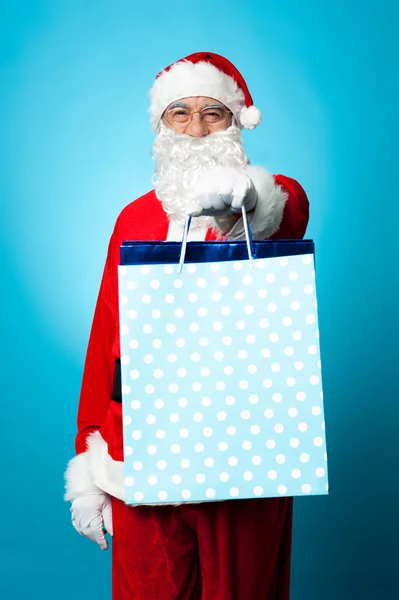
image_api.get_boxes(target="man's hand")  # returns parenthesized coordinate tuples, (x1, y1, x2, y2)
(187, 166, 257, 217)
(70, 493, 113, 550)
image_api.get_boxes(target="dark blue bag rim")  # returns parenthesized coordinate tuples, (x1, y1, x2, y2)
(120, 239, 314, 266)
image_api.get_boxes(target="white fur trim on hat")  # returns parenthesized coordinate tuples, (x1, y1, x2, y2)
(149, 60, 245, 131)
(240, 105, 262, 130)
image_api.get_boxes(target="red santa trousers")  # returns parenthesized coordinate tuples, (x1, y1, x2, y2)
(111, 495, 293, 600)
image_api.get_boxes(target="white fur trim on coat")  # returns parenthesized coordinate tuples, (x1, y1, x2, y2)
(64, 445, 104, 501)
(149, 60, 245, 131)
(212, 166, 288, 241)
(64, 431, 216, 506)
(64, 431, 125, 502)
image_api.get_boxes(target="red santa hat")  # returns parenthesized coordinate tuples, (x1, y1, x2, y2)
(149, 51, 262, 132)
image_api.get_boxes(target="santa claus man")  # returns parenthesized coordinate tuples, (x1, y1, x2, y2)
(65, 52, 309, 599)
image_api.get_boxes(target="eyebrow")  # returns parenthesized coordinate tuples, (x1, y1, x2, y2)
(203, 103, 226, 110)
(167, 101, 190, 110)
(166, 101, 226, 111)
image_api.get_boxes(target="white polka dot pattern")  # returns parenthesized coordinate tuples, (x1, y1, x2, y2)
(119, 253, 327, 504)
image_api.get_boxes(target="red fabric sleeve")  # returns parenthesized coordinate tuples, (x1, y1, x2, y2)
(222, 174, 309, 240)
(75, 217, 121, 455)
(269, 175, 310, 240)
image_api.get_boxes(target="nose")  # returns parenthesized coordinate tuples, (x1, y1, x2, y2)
(184, 113, 208, 138)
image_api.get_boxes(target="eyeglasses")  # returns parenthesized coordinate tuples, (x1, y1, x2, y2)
(164, 105, 231, 127)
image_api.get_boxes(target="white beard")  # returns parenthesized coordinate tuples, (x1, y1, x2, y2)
(151, 123, 249, 228)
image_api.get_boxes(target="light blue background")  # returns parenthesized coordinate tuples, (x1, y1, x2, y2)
(1, 1, 398, 599)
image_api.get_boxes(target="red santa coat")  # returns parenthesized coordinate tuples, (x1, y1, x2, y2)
(64, 172, 309, 502)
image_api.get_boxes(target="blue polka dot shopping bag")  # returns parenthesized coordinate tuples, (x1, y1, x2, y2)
(118, 213, 328, 505)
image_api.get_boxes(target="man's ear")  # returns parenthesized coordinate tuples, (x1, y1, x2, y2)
(228, 115, 241, 130)
(158, 119, 171, 132)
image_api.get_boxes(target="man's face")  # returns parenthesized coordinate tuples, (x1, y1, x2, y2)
(162, 96, 232, 137)
(153, 98, 247, 223)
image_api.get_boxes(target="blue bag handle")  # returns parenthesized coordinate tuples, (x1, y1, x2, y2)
(178, 206, 255, 273)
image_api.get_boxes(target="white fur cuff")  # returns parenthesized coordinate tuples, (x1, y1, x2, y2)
(64, 449, 104, 501)
(64, 431, 213, 506)
(64, 431, 125, 502)
(213, 166, 288, 241)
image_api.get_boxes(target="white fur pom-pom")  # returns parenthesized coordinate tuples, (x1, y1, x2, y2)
(240, 105, 262, 130)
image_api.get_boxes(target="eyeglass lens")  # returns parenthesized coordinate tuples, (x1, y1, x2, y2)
(166, 106, 228, 124)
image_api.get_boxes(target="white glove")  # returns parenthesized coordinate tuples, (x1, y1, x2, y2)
(70, 493, 113, 551)
(187, 166, 257, 217)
